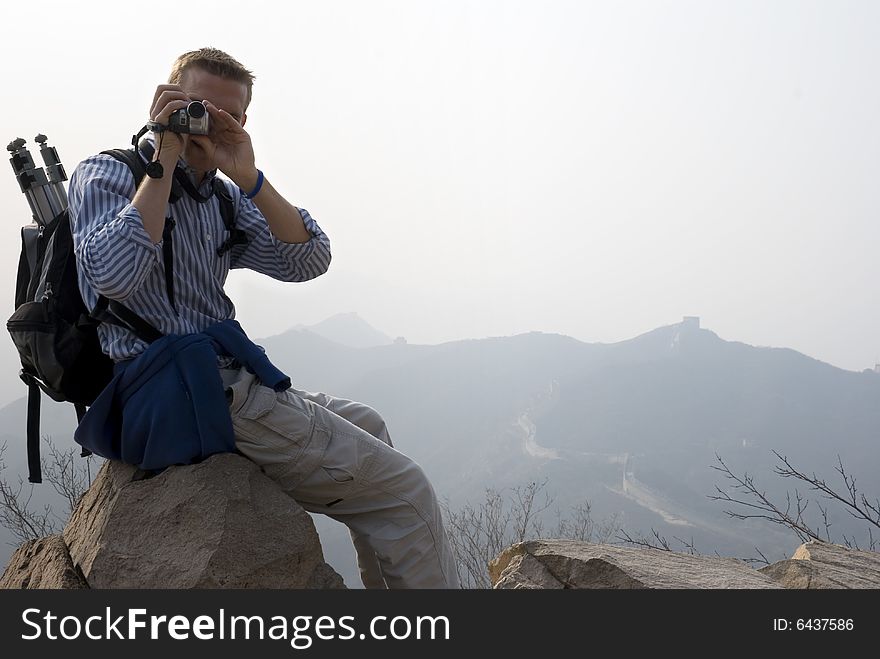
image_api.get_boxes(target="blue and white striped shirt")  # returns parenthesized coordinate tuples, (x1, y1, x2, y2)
(67, 140, 331, 362)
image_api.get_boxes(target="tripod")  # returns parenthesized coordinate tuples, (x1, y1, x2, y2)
(7, 134, 68, 227)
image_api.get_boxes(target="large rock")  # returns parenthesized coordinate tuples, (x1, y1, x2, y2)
(0, 535, 87, 589)
(2, 453, 344, 589)
(490, 539, 781, 589)
(759, 540, 880, 589)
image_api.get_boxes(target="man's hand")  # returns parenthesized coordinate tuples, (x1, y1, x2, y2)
(149, 84, 190, 155)
(191, 101, 258, 190)
(130, 84, 192, 244)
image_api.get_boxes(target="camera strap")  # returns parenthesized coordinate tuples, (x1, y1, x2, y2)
(116, 137, 244, 316)
(129, 140, 179, 313)
(135, 139, 183, 203)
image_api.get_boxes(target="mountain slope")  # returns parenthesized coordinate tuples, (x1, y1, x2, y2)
(293, 312, 394, 348)
(1, 318, 878, 583)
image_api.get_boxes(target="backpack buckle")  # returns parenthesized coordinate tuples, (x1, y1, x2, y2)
(216, 228, 249, 256)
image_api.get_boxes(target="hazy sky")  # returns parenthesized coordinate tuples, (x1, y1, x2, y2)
(2, 0, 879, 397)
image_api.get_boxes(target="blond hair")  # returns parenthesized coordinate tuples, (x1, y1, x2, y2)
(168, 47, 255, 109)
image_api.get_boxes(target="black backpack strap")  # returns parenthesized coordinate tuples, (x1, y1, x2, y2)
(74, 404, 92, 457)
(103, 145, 182, 203)
(23, 386, 91, 483)
(118, 141, 184, 203)
(105, 144, 244, 257)
(22, 225, 40, 282)
(23, 375, 42, 483)
(91, 295, 163, 344)
(100, 148, 177, 312)
(213, 178, 248, 256)
(161, 217, 176, 313)
(101, 148, 146, 185)
(94, 148, 177, 333)
(16, 225, 40, 309)
(93, 147, 242, 330)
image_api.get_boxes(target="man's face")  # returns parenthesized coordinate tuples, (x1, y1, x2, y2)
(176, 67, 249, 172)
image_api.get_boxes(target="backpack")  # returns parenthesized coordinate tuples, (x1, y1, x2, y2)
(6, 142, 243, 483)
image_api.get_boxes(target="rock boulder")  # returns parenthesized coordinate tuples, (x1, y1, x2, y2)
(0, 535, 87, 589)
(2, 453, 345, 589)
(759, 540, 880, 589)
(490, 539, 780, 589)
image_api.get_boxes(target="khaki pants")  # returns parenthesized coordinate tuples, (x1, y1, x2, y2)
(221, 367, 460, 589)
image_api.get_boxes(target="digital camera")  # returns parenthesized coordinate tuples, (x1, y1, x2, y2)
(167, 101, 210, 135)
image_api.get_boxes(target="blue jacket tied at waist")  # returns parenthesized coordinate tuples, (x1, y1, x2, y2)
(75, 319, 290, 471)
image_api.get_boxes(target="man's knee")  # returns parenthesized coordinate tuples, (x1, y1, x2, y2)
(302, 389, 393, 447)
(360, 404, 392, 447)
(372, 452, 441, 518)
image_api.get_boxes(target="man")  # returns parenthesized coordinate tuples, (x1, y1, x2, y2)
(67, 47, 459, 589)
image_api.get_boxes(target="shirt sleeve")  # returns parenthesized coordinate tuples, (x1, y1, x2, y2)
(229, 193, 332, 282)
(68, 155, 162, 302)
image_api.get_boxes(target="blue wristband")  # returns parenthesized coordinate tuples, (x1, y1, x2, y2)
(241, 169, 264, 199)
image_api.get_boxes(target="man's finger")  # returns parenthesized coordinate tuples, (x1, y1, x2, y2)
(190, 135, 211, 147)
(205, 102, 243, 130)
(154, 99, 191, 125)
(151, 84, 187, 109)
(151, 91, 191, 121)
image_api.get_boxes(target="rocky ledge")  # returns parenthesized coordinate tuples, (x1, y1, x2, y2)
(0, 453, 344, 589)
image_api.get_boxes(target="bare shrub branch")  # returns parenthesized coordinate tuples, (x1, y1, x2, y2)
(0, 442, 58, 543)
(40, 437, 95, 518)
(442, 480, 621, 588)
(0, 437, 98, 546)
(708, 451, 878, 552)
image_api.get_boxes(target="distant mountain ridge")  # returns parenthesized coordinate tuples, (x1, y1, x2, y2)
(256, 315, 880, 582)
(292, 312, 394, 348)
(1, 314, 878, 588)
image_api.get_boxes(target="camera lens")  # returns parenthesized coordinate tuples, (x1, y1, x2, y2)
(187, 101, 206, 118)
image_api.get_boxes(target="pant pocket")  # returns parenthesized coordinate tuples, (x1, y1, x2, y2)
(232, 384, 329, 489)
(291, 427, 379, 510)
